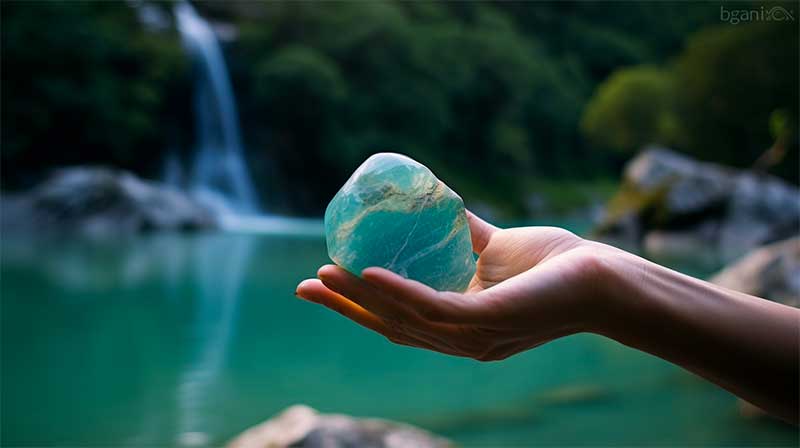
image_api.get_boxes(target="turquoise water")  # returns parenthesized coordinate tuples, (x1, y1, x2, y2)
(1, 228, 797, 446)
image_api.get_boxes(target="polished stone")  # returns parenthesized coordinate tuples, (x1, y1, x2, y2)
(325, 153, 476, 292)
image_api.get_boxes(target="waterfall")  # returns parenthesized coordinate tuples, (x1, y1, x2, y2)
(169, 1, 323, 235)
(172, 1, 260, 215)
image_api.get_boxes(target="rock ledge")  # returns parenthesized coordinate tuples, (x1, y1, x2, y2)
(1, 167, 217, 237)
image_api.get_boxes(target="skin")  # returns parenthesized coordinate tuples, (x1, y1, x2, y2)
(296, 211, 800, 424)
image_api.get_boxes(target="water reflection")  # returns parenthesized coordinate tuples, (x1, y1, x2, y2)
(1, 232, 305, 445)
(2, 232, 797, 446)
(177, 235, 254, 446)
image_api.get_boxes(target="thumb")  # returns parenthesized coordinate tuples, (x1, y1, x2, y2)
(466, 209, 498, 255)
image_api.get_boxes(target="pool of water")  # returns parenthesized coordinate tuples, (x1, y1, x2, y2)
(1, 226, 797, 446)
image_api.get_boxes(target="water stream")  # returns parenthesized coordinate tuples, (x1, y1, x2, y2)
(171, 0, 259, 216)
(169, 3, 261, 444)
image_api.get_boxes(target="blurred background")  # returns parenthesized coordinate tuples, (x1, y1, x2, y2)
(1, 1, 798, 446)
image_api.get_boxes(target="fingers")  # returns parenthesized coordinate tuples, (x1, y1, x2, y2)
(296, 278, 464, 356)
(316, 264, 417, 321)
(466, 209, 499, 255)
(361, 267, 492, 324)
(316, 265, 487, 336)
(298, 271, 546, 361)
(296, 278, 392, 335)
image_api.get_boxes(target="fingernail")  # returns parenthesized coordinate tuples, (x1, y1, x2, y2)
(317, 266, 331, 280)
(361, 267, 387, 281)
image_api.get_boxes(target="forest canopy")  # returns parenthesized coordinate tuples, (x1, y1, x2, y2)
(2, 1, 796, 215)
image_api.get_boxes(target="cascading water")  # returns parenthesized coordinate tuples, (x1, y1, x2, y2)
(133, 4, 323, 446)
(167, 1, 323, 235)
(172, 1, 259, 215)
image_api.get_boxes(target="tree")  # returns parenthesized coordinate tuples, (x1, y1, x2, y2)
(581, 66, 679, 153)
(581, 19, 798, 184)
(674, 21, 799, 177)
(0, 2, 189, 188)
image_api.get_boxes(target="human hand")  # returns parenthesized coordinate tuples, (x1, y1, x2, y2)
(298, 211, 800, 422)
(296, 211, 617, 361)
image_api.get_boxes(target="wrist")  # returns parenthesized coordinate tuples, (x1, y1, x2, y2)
(578, 242, 653, 338)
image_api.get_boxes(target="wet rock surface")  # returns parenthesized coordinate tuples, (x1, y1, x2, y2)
(1, 167, 217, 237)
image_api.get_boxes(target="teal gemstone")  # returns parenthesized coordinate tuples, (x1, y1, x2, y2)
(324, 153, 476, 292)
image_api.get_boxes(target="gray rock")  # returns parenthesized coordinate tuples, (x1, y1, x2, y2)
(710, 237, 800, 306)
(719, 173, 800, 254)
(625, 147, 735, 216)
(597, 147, 800, 260)
(1, 167, 217, 237)
(227, 405, 451, 448)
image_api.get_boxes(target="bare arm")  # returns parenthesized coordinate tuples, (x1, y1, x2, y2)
(597, 250, 799, 423)
(297, 212, 800, 423)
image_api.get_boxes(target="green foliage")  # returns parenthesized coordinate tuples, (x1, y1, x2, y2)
(674, 21, 799, 175)
(582, 18, 798, 183)
(1, 1, 188, 187)
(251, 44, 347, 148)
(769, 109, 793, 141)
(581, 66, 679, 153)
(230, 1, 639, 212)
(10, 1, 782, 215)
(524, 178, 618, 215)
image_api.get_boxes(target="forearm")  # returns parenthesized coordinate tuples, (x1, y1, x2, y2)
(594, 248, 799, 423)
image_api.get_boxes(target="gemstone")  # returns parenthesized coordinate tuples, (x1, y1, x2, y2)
(324, 153, 476, 292)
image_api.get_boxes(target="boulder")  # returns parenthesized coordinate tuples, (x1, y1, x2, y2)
(710, 237, 800, 307)
(1, 167, 217, 237)
(227, 405, 451, 448)
(597, 147, 800, 260)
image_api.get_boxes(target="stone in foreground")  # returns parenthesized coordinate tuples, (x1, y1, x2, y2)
(325, 153, 475, 292)
(227, 405, 451, 448)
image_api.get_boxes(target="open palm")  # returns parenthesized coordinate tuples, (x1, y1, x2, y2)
(296, 211, 611, 361)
